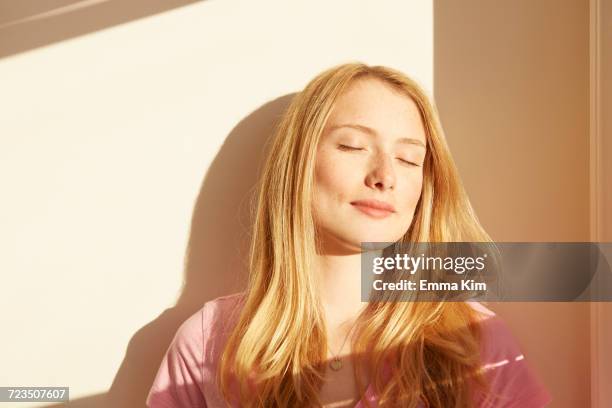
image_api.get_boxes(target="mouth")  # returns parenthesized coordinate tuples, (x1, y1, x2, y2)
(350, 199, 396, 219)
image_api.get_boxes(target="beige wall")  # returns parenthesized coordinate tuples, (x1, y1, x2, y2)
(0, 1, 433, 407)
(435, 0, 593, 407)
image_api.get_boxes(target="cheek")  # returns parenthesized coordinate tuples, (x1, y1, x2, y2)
(398, 173, 424, 215)
(314, 153, 356, 204)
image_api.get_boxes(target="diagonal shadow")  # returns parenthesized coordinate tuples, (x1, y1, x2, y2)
(0, 0, 205, 59)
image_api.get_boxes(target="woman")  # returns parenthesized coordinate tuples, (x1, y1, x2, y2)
(146, 63, 552, 407)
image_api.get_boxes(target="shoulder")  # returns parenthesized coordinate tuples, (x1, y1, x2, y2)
(466, 301, 496, 318)
(176, 292, 245, 331)
(199, 292, 247, 356)
(145, 293, 247, 407)
(164, 292, 247, 364)
(202, 292, 247, 329)
(466, 302, 519, 357)
(466, 301, 532, 369)
(465, 302, 553, 407)
(205, 291, 247, 312)
(467, 302, 535, 365)
(179, 292, 247, 341)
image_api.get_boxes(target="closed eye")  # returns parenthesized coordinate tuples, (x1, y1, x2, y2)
(338, 144, 364, 151)
(397, 158, 420, 167)
(338, 144, 420, 166)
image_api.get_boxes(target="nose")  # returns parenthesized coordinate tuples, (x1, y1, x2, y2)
(365, 155, 396, 191)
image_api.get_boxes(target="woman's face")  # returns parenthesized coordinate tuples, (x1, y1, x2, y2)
(313, 77, 427, 254)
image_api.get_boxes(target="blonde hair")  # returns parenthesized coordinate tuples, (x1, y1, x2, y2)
(218, 63, 494, 407)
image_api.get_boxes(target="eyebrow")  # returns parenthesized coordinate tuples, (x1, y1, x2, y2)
(329, 123, 426, 148)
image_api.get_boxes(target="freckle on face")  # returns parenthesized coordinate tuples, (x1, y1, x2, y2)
(312, 77, 426, 252)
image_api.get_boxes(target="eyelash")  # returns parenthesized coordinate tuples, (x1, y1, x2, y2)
(337, 144, 420, 167)
(338, 144, 364, 151)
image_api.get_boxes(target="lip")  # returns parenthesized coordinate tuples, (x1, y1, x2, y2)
(350, 199, 396, 219)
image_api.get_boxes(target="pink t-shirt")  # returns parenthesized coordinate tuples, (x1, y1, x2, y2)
(146, 293, 552, 407)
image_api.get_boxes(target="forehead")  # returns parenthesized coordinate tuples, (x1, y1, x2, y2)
(325, 77, 427, 144)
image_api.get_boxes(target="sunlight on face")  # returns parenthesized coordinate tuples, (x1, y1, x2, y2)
(313, 77, 427, 254)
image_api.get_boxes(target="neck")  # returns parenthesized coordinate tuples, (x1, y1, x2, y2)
(314, 249, 380, 328)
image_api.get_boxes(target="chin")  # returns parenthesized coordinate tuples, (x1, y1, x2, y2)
(347, 231, 401, 246)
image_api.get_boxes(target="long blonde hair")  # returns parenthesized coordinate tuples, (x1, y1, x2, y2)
(218, 63, 493, 407)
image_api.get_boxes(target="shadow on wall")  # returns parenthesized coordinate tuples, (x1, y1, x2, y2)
(43, 94, 296, 407)
(0, 0, 203, 59)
